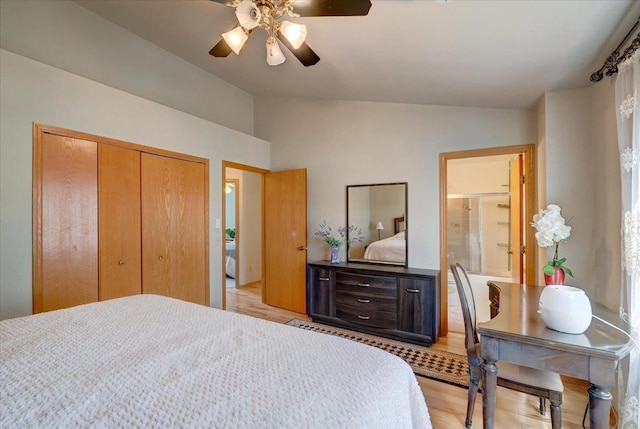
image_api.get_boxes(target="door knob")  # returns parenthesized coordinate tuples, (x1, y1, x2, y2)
(297, 246, 306, 251)
(119, 260, 125, 266)
(158, 256, 164, 261)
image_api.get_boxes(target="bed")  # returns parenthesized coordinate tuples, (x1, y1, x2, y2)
(364, 216, 407, 263)
(225, 239, 236, 278)
(0, 295, 431, 428)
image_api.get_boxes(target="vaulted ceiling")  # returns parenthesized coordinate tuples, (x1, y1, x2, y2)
(75, 0, 640, 109)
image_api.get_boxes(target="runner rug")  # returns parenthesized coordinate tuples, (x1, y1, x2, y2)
(285, 318, 469, 388)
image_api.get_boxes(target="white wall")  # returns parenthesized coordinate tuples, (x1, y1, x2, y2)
(536, 95, 548, 284)
(255, 97, 536, 267)
(543, 88, 598, 297)
(0, 50, 270, 319)
(540, 83, 622, 310)
(369, 184, 406, 240)
(0, 0, 254, 135)
(447, 157, 512, 195)
(590, 79, 622, 311)
(225, 185, 236, 230)
(347, 187, 371, 258)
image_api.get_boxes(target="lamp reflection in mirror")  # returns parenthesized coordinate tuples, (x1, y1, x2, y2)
(266, 37, 286, 66)
(280, 21, 307, 49)
(222, 26, 248, 55)
(376, 221, 384, 240)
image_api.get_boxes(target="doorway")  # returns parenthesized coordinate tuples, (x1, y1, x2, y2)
(439, 145, 536, 336)
(222, 163, 309, 316)
(222, 162, 266, 310)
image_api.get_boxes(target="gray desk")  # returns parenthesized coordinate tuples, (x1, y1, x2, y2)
(478, 282, 633, 429)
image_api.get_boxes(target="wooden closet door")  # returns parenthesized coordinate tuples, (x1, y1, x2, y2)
(34, 134, 98, 313)
(141, 153, 207, 305)
(98, 144, 142, 300)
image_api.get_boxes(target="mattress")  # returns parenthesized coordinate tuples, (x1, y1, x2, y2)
(364, 231, 406, 263)
(0, 295, 431, 428)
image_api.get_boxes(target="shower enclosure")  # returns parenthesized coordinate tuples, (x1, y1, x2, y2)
(447, 193, 512, 277)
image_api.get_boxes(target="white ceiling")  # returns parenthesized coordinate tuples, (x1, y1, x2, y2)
(75, 0, 640, 110)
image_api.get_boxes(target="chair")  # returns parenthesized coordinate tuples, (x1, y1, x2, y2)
(450, 262, 563, 429)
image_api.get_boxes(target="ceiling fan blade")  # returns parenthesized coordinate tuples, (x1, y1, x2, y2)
(291, 0, 372, 17)
(277, 33, 320, 66)
(209, 38, 233, 57)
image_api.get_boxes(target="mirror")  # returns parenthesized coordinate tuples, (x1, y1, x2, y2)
(347, 183, 408, 266)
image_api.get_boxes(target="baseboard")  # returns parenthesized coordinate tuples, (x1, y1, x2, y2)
(237, 280, 261, 289)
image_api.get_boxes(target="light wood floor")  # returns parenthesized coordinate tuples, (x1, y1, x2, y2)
(226, 283, 593, 429)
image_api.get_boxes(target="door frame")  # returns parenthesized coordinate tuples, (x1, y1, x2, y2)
(439, 144, 536, 336)
(221, 161, 268, 309)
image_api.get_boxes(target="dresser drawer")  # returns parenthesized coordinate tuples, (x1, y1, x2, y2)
(336, 303, 397, 329)
(335, 273, 396, 297)
(335, 289, 397, 313)
(335, 273, 397, 329)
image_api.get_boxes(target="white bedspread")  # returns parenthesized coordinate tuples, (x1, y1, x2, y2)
(225, 240, 236, 278)
(1, 295, 431, 428)
(364, 231, 406, 263)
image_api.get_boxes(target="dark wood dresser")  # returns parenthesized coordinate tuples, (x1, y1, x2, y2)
(307, 261, 440, 346)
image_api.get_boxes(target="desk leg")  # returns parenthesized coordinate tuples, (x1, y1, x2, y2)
(588, 384, 612, 429)
(481, 359, 498, 429)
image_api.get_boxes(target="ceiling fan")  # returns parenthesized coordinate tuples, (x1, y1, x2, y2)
(208, 0, 372, 66)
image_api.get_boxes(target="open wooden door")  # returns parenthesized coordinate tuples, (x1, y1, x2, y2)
(509, 154, 524, 284)
(264, 168, 307, 313)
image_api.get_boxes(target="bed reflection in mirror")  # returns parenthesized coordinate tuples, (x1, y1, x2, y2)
(347, 183, 407, 266)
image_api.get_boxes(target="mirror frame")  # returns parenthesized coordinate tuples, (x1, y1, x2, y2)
(346, 182, 408, 267)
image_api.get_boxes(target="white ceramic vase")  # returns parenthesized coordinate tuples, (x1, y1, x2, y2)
(538, 285, 592, 334)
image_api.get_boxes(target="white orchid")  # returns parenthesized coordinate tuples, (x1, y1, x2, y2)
(531, 204, 573, 277)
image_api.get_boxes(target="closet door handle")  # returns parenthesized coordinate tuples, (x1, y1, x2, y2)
(297, 245, 306, 251)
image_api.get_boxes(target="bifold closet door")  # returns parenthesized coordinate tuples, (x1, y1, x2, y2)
(98, 144, 142, 300)
(34, 134, 98, 313)
(141, 153, 207, 305)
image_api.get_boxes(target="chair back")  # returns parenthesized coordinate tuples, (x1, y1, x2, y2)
(450, 262, 480, 362)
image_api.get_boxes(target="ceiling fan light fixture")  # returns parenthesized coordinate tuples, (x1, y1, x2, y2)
(280, 21, 307, 49)
(235, 0, 261, 30)
(266, 36, 286, 66)
(222, 26, 248, 55)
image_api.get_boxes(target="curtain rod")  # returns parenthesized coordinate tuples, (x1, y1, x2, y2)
(590, 16, 640, 82)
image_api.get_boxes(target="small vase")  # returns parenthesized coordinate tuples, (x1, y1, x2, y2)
(544, 267, 565, 286)
(330, 247, 340, 264)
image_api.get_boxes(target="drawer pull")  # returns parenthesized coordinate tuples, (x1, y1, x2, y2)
(357, 314, 370, 320)
(357, 298, 371, 303)
(406, 288, 420, 293)
(357, 282, 370, 287)
(319, 277, 330, 281)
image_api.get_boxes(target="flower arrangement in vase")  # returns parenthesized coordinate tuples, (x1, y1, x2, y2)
(314, 221, 364, 263)
(531, 204, 573, 285)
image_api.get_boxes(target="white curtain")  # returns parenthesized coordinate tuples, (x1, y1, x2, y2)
(615, 51, 640, 429)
